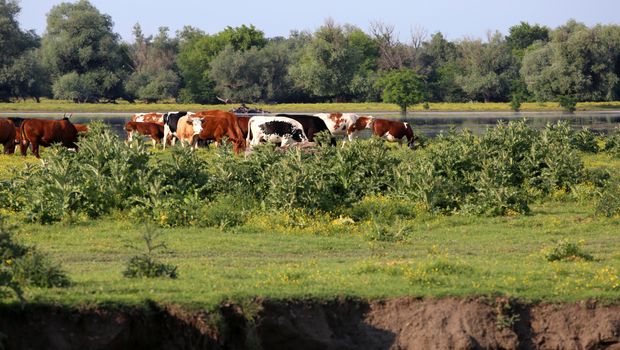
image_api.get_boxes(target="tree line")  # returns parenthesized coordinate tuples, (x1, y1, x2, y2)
(2, 0, 620, 110)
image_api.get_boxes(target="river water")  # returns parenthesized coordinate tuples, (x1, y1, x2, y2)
(3, 111, 620, 138)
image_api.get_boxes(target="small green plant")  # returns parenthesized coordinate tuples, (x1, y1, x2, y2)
(544, 240, 593, 262)
(558, 95, 576, 113)
(423, 101, 430, 110)
(495, 298, 521, 330)
(123, 226, 178, 279)
(364, 218, 413, 242)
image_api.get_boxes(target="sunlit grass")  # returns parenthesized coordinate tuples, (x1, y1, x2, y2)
(1, 99, 620, 113)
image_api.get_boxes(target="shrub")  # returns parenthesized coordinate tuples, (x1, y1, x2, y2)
(544, 240, 593, 262)
(596, 178, 620, 217)
(1, 216, 69, 301)
(604, 127, 620, 157)
(11, 249, 71, 288)
(570, 127, 599, 153)
(364, 218, 413, 242)
(201, 196, 249, 231)
(558, 95, 576, 113)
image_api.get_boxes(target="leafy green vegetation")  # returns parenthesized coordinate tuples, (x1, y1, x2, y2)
(0, 120, 618, 308)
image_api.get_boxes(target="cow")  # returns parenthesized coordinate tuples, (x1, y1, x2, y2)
(246, 116, 308, 148)
(125, 121, 165, 146)
(369, 118, 416, 148)
(236, 115, 250, 138)
(193, 110, 245, 147)
(276, 114, 336, 146)
(131, 112, 164, 124)
(162, 111, 194, 149)
(74, 124, 89, 134)
(199, 115, 246, 153)
(20, 118, 78, 158)
(0, 119, 17, 154)
(174, 115, 204, 150)
(314, 113, 372, 144)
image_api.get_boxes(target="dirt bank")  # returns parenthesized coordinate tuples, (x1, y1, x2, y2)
(1, 297, 619, 349)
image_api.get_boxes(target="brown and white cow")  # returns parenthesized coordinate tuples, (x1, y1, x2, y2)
(131, 112, 164, 125)
(314, 113, 372, 144)
(368, 118, 416, 148)
(193, 110, 245, 147)
(0, 119, 17, 154)
(20, 118, 79, 158)
(125, 121, 165, 145)
(199, 115, 246, 153)
(174, 115, 204, 150)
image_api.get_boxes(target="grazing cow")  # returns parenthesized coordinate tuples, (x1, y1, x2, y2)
(236, 115, 250, 138)
(125, 121, 165, 145)
(276, 114, 336, 145)
(174, 115, 204, 150)
(193, 110, 245, 146)
(131, 112, 164, 124)
(74, 124, 89, 134)
(369, 118, 416, 148)
(0, 119, 17, 154)
(199, 115, 246, 153)
(162, 111, 193, 149)
(246, 116, 308, 148)
(314, 113, 372, 143)
(20, 118, 78, 158)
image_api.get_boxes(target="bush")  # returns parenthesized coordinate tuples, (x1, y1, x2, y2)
(544, 240, 593, 262)
(596, 178, 620, 217)
(201, 196, 249, 231)
(11, 249, 71, 288)
(558, 95, 576, 113)
(1, 217, 69, 301)
(604, 127, 620, 157)
(570, 127, 599, 153)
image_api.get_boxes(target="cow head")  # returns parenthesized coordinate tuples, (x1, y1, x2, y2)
(291, 128, 306, 142)
(187, 117, 203, 135)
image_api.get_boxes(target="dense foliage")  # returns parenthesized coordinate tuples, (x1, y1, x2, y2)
(1, 120, 614, 226)
(0, 216, 69, 302)
(2, 0, 620, 105)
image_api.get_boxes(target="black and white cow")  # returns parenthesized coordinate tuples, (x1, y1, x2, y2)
(162, 111, 194, 149)
(246, 116, 309, 148)
(275, 114, 336, 146)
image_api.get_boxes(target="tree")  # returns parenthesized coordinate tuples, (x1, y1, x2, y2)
(41, 0, 131, 102)
(507, 22, 549, 54)
(125, 25, 180, 102)
(289, 19, 369, 101)
(209, 40, 296, 103)
(177, 25, 266, 103)
(521, 22, 620, 102)
(455, 32, 517, 102)
(377, 69, 427, 114)
(0, 0, 46, 101)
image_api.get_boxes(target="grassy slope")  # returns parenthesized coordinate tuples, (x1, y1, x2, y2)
(1, 100, 620, 113)
(1, 151, 619, 309)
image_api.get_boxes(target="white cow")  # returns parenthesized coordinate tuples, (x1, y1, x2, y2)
(175, 115, 204, 150)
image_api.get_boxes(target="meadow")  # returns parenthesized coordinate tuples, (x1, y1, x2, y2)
(1, 99, 620, 114)
(1, 120, 620, 309)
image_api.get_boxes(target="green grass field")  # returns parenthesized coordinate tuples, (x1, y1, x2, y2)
(1, 149, 619, 309)
(1, 99, 620, 113)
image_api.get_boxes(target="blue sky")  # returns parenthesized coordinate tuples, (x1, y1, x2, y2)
(16, 0, 620, 42)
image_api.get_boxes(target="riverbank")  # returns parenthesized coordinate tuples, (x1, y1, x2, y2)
(2, 297, 619, 349)
(1, 100, 620, 113)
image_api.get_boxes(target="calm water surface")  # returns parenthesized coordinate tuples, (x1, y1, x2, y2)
(3, 111, 620, 138)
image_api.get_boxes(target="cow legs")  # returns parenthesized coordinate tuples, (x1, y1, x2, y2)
(31, 141, 40, 158)
(20, 139, 30, 156)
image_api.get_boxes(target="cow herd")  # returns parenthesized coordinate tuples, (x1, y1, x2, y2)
(129, 110, 416, 153)
(0, 110, 416, 158)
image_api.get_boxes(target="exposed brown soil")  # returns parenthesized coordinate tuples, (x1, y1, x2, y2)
(1, 297, 619, 349)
